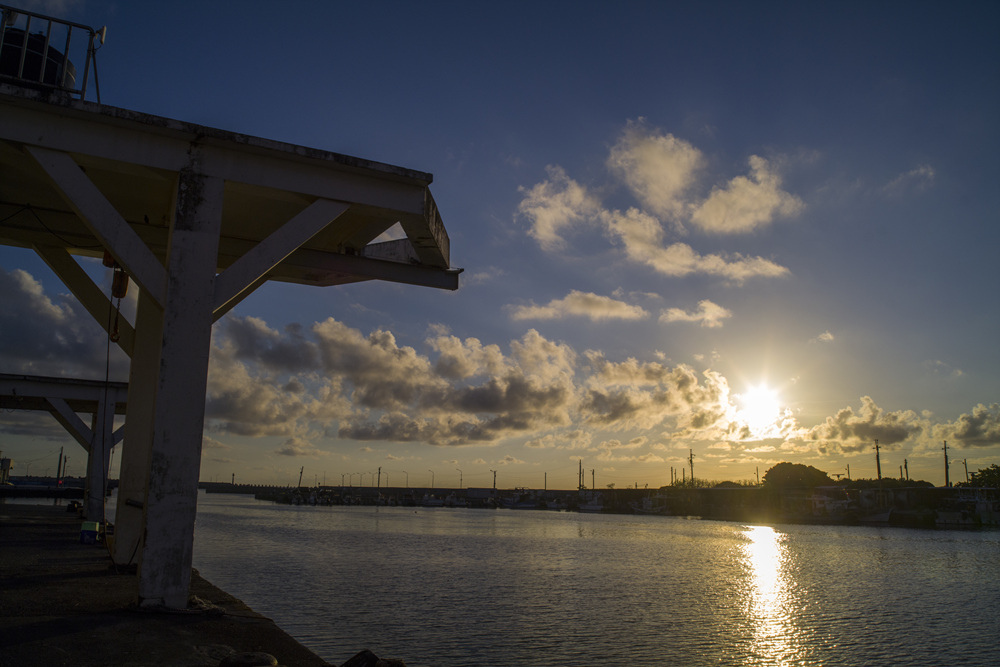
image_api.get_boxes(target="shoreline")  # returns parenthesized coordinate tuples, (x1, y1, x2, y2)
(0, 503, 336, 666)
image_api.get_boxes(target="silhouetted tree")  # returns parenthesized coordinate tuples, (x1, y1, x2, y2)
(964, 463, 1000, 488)
(761, 462, 833, 489)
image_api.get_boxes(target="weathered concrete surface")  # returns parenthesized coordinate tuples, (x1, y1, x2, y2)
(0, 504, 332, 667)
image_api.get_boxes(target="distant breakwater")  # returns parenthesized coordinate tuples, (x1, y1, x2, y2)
(196, 481, 1000, 530)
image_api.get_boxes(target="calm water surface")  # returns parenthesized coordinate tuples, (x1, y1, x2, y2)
(191, 492, 999, 666)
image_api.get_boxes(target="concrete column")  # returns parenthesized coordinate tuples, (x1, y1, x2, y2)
(83, 412, 104, 522)
(81, 387, 117, 523)
(137, 168, 223, 609)
(112, 287, 162, 565)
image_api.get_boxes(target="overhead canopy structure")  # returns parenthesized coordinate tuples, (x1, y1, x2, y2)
(0, 42, 459, 608)
(0, 373, 127, 520)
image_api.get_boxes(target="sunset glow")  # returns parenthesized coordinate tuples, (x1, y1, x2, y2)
(737, 385, 783, 437)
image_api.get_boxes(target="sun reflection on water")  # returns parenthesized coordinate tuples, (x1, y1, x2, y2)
(741, 525, 800, 665)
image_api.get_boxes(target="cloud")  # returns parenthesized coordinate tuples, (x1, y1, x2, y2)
(428, 335, 508, 380)
(607, 119, 704, 220)
(923, 359, 963, 379)
(883, 164, 935, 195)
(602, 208, 790, 282)
(804, 396, 923, 454)
(935, 404, 1000, 448)
(524, 430, 592, 449)
(812, 331, 835, 343)
(334, 329, 578, 446)
(206, 320, 352, 437)
(517, 165, 601, 251)
(517, 121, 800, 283)
(660, 299, 732, 328)
(689, 156, 804, 233)
(0, 267, 129, 380)
(581, 353, 732, 431)
(274, 436, 323, 457)
(509, 290, 649, 321)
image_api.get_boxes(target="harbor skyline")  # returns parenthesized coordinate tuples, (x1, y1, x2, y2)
(1, 1, 998, 488)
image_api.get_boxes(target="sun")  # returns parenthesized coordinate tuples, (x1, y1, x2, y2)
(737, 384, 782, 436)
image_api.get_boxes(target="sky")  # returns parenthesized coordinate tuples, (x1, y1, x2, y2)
(2, 0, 998, 489)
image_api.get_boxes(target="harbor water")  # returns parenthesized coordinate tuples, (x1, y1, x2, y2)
(191, 491, 997, 666)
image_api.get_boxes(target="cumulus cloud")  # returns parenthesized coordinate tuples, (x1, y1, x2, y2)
(509, 290, 649, 321)
(4, 266, 997, 481)
(517, 165, 601, 251)
(812, 331, 835, 343)
(607, 119, 704, 220)
(804, 396, 923, 454)
(935, 404, 1000, 448)
(581, 353, 732, 432)
(602, 208, 790, 282)
(517, 121, 799, 283)
(660, 299, 732, 328)
(0, 267, 129, 380)
(690, 156, 804, 233)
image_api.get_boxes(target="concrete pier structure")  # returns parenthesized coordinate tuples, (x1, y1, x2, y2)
(0, 75, 458, 609)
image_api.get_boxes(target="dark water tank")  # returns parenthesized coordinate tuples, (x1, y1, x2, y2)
(0, 27, 76, 89)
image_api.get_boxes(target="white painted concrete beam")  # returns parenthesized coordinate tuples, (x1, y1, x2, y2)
(3, 99, 435, 217)
(32, 244, 135, 357)
(45, 397, 93, 451)
(25, 146, 167, 307)
(213, 198, 350, 317)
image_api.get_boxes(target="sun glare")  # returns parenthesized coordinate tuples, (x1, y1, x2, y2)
(737, 384, 781, 435)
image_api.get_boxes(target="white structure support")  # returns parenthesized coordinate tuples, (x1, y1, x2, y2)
(138, 168, 223, 608)
(1, 82, 460, 609)
(0, 374, 127, 522)
(112, 288, 161, 565)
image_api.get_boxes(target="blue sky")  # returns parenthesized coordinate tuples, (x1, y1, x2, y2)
(2, 0, 998, 489)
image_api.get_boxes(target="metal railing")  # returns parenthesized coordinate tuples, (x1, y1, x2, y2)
(0, 4, 105, 102)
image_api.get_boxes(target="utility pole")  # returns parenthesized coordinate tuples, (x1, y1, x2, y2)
(428, 469, 434, 489)
(874, 440, 882, 481)
(544, 472, 547, 491)
(298, 466, 303, 488)
(963, 459, 969, 483)
(231, 472, 235, 485)
(904, 459, 909, 481)
(943, 440, 950, 488)
(377, 466, 381, 489)
(847, 463, 850, 480)
(591, 468, 595, 491)
(689, 449, 695, 485)
(755, 466, 759, 485)
(490, 469, 497, 497)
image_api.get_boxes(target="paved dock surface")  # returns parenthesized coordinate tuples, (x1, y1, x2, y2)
(0, 503, 332, 667)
